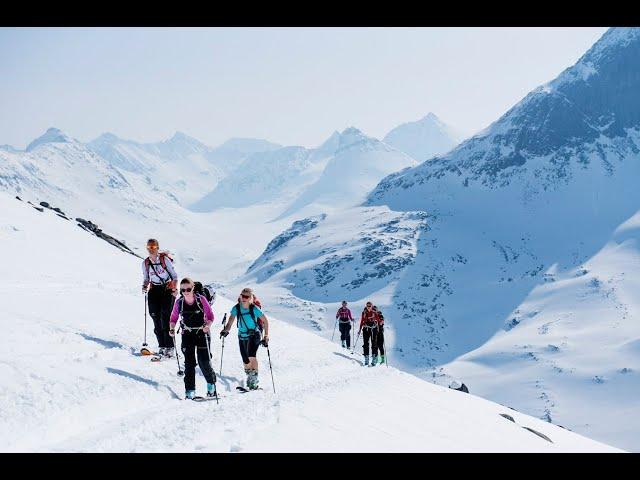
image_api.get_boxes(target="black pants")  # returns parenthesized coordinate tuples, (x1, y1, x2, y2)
(362, 326, 379, 356)
(377, 325, 385, 356)
(239, 333, 262, 365)
(148, 285, 174, 349)
(181, 331, 216, 391)
(339, 321, 351, 347)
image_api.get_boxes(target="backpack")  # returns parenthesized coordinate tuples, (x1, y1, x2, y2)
(193, 281, 214, 305)
(234, 302, 264, 335)
(176, 293, 210, 328)
(250, 295, 264, 330)
(144, 252, 175, 285)
(362, 309, 378, 327)
(252, 295, 262, 309)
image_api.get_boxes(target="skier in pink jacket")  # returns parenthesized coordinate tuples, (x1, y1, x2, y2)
(169, 277, 216, 400)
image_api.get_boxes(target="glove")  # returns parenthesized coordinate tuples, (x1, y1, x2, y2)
(169, 328, 175, 337)
(142, 283, 149, 294)
(261, 336, 269, 347)
(220, 330, 229, 338)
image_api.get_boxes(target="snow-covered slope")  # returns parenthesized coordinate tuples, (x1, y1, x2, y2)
(0, 128, 303, 286)
(190, 146, 315, 211)
(190, 132, 346, 214)
(88, 131, 224, 206)
(383, 112, 460, 161)
(442, 215, 640, 450)
(0, 192, 618, 452)
(0, 144, 19, 153)
(247, 27, 640, 451)
(0, 128, 194, 246)
(193, 128, 416, 219)
(278, 128, 417, 219)
(205, 137, 283, 173)
(246, 207, 428, 302)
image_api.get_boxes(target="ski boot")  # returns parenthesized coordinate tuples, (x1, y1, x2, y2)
(341, 340, 347, 348)
(372, 355, 378, 366)
(363, 355, 370, 366)
(206, 383, 217, 398)
(379, 355, 385, 364)
(248, 370, 260, 390)
(163, 347, 174, 358)
(185, 390, 196, 400)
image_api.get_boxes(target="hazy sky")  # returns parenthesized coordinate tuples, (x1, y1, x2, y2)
(0, 27, 608, 149)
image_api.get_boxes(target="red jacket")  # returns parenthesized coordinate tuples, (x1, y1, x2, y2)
(360, 309, 382, 328)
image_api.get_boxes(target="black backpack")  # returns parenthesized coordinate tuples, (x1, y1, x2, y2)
(193, 281, 214, 305)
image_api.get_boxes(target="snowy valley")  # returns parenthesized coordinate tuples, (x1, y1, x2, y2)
(0, 193, 618, 452)
(1, 26, 638, 452)
(243, 27, 640, 451)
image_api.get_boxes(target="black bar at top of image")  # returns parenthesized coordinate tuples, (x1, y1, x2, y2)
(1, 2, 638, 27)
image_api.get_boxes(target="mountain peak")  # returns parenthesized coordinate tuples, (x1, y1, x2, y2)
(91, 132, 122, 145)
(0, 144, 18, 153)
(165, 131, 202, 146)
(341, 126, 364, 136)
(383, 114, 459, 161)
(315, 130, 342, 154)
(582, 27, 640, 65)
(332, 127, 379, 153)
(26, 128, 73, 152)
(546, 27, 640, 93)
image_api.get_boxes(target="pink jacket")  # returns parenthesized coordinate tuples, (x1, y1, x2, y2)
(170, 294, 214, 328)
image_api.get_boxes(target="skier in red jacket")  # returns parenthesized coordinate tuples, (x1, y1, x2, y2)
(358, 301, 382, 366)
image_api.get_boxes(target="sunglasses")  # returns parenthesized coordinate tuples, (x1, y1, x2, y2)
(366, 305, 372, 308)
(241, 294, 251, 299)
(181, 287, 193, 293)
(147, 245, 159, 250)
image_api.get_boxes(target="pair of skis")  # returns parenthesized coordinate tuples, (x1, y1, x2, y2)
(236, 386, 263, 393)
(190, 394, 221, 402)
(186, 386, 261, 402)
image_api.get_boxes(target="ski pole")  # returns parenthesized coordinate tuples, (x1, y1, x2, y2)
(381, 324, 388, 367)
(204, 332, 219, 404)
(352, 329, 361, 355)
(219, 313, 227, 377)
(352, 320, 355, 349)
(172, 331, 184, 377)
(265, 344, 276, 394)
(331, 317, 338, 342)
(142, 293, 149, 352)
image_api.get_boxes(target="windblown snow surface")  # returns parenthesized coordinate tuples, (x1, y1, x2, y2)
(0, 193, 618, 452)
